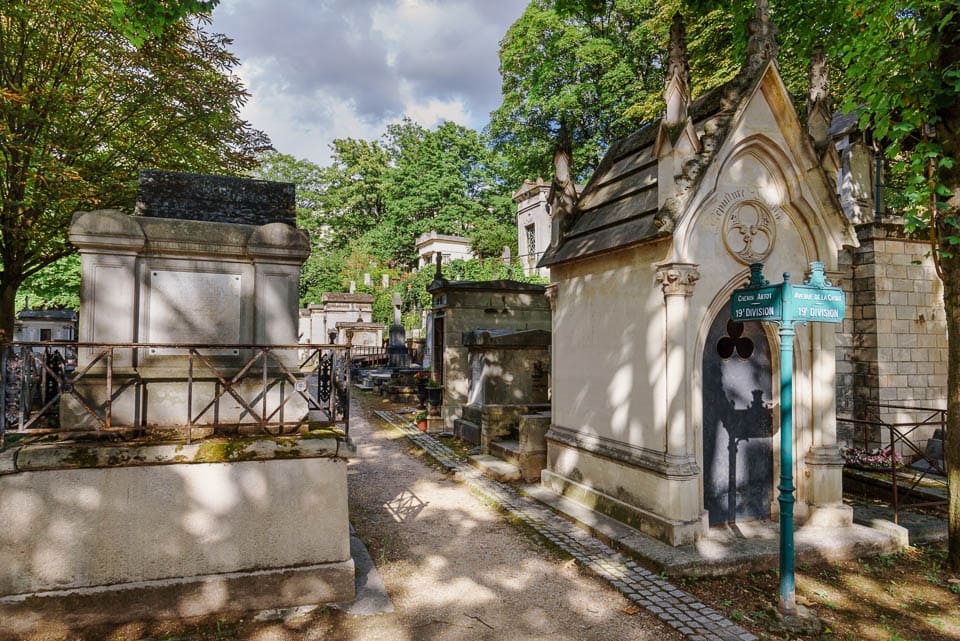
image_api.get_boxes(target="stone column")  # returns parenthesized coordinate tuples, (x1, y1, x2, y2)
(545, 284, 558, 403)
(655, 263, 700, 467)
(805, 315, 854, 527)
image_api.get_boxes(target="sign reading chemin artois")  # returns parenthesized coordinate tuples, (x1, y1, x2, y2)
(729, 261, 845, 616)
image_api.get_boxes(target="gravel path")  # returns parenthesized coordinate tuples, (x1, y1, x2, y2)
(335, 394, 684, 641)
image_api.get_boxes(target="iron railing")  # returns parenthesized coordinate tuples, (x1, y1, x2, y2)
(838, 402, 947, 523)
(0, 341, 351, 448)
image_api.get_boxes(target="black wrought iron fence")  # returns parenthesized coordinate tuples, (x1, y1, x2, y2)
(0, 341, 351, 448)
(838, 402, 947, 523)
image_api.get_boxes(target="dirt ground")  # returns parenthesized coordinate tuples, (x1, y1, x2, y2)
(2, 393, 681, 641)
(680, 542, 960, 641)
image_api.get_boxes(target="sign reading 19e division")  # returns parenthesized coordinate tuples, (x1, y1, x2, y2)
(731, 286, 781, 322)
(730, 262, 844, 325)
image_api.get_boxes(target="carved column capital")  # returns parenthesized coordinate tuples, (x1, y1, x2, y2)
(544, 284, 558, 311)
(656, 263, 700, 297)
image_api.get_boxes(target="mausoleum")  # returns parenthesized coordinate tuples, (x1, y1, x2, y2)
(427, 266, 551, 433)
(538, 8, 859, 544)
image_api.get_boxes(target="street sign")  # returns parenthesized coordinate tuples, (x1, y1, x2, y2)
(731, 285, 782, 322)
(727, 261, 845, 616)
(788, 285, 844, 323)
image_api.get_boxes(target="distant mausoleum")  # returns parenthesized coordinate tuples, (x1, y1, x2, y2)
(299, 292, 384, 347)
(427, 271, 551, 434)
(415, 230, 474, 269)
(513, 179, 552, 278)
(14, 309, 77, 345)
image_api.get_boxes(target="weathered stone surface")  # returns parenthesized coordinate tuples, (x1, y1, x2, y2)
(136, 169, 295, 226)
(0, 455, 351, 597)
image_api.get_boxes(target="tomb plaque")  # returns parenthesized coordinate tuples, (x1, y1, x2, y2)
(147, 270, 242, 354)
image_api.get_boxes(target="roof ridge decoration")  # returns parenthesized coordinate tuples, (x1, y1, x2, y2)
(745, 0, 779, 73)
(806, 45, 833, 156)
(548, 121, 579, 247)
(666, 12, 691, 99)
(659, 0, 781, 229)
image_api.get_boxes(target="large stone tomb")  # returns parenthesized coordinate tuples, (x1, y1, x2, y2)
(63, 205, 311, 430)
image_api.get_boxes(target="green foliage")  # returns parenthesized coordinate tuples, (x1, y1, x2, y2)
(321, 138, 391, 249)
(253, 151, 326, 230)
(489, 0, 743, 184)
(470, 223, 519, 259)
(0, 0, 268, 333)
(15, 255, 80, 311)
(381, 119, 514, 266)
(109, 0, 220, 46)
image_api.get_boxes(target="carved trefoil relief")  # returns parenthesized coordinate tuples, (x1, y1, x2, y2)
(711, 189, 783, 265)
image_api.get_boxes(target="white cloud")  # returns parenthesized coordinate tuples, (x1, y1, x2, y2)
(212, 0, 529, 165)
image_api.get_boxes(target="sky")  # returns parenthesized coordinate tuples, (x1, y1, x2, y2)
(211, 0, 531, 166)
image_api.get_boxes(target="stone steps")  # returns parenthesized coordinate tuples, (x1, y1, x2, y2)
(489, 439, 520, 467)
(467, 454, 521, 483)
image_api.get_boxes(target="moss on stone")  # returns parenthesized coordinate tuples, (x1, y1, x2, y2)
(63, 447, 99, 468)
(194, 440, 257, 463)
(302, 427, 344, 440)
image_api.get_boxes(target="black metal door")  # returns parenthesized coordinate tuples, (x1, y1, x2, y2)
(702, 314, 773, 525)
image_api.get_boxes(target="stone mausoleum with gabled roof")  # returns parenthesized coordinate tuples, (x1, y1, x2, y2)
(537, 6, 865, 545)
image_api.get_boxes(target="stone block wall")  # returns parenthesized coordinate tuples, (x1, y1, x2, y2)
(836, 222, 947, 449)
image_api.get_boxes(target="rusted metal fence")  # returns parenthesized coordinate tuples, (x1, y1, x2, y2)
(838, 402, 947, 523)
(0, 341, 351, 448)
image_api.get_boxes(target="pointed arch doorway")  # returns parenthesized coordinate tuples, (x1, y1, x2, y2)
(702, 312, 774, 526)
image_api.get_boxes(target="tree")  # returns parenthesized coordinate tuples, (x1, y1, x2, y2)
(490, 0, 743, 184)
(0, 0, 267, 338)
(383, 119, 514, 266)
(830, 2, 960, 572)
(15, 255, 81, 312)
(109, 0, 221, 46)
(321, 138, 391, 249)
(470, 223, 519, 259)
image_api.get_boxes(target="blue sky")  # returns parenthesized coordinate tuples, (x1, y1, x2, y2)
(212, 0, 530, 165)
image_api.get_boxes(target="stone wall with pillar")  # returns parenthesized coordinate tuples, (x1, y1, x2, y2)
(543, 243, 709, 546)
(656, 262, 701, 475)
(835, 222, 947, 450)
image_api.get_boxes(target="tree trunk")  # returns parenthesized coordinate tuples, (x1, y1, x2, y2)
(938, 9, 960, 572)
(942, 255, 960, 571)
(0, 279, 18, 342)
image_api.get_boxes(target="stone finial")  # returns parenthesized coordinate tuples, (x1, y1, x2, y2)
(656, 263, 701, 297)
(667, 12, 690, 93)
(663, 12, 691, 127)
(745, 0, 778, 72)
(806, 46, 832, 154)
(549, 121, 579, 238)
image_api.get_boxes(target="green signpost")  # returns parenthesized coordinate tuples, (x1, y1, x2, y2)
(729, 261, 845, 615)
